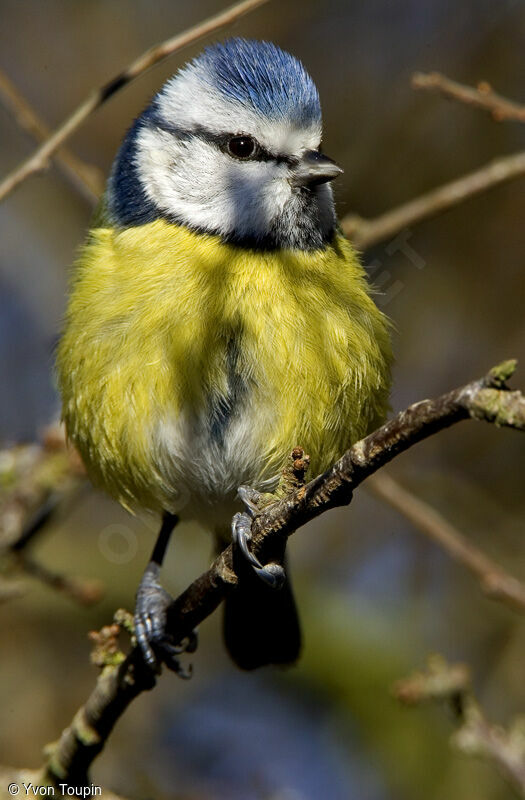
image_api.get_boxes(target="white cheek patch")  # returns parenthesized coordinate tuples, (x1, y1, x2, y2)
(135, 125, 293, 239)
(136, 130, 173, 174)
(260, 178, 291, 224)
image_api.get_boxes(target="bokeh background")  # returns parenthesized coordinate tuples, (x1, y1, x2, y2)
(1, 1, 524, 798)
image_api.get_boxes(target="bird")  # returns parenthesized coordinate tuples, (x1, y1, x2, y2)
(56, 37, 392, 674)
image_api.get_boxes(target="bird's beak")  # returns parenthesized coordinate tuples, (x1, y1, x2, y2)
(290, 150, 344, 188)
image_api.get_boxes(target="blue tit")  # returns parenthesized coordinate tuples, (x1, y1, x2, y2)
(57, 38, 392, 672)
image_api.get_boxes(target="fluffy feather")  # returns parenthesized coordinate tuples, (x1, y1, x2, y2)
(196, 38, 320, 124)
(57, 221, 391, 524)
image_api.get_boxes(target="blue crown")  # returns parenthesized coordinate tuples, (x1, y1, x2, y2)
(194, 38, 321, 126)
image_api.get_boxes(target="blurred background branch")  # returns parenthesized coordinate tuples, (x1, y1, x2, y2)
(366, 472, 525, 614)
(412, 71, 525, 123)
(342, 72, 525, 249)
(0, 426, 102, 605)
(342, 150, 525, 249)
(394, 654, 525, 798)
(0, 0, 269, 203)
(0, 69, 103, 204)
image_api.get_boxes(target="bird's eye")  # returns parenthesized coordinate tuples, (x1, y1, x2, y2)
(227, 135, 257, 160)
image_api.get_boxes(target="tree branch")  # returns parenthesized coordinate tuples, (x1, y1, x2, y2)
(412, 71, 525, 123)
(0, 427, 102, 605)
(342, 151, 525, 249)
(0, 69, 103, 204)
(394, 654, 525, 798)
(342, 70, 525, 249)
(35, 359, 524, 787)
(366, 471, 525, 614)
(0, 0, 269, 203)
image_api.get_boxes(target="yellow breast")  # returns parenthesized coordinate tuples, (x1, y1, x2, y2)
(57, 220, 391, 517)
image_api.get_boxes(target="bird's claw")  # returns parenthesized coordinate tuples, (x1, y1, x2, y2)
(237, 485, 265, 516)
(254, 561, 286, 589)
(232, 502, 286, 590)
(232, 511, 264, 570)
(134, 564, 197, 677)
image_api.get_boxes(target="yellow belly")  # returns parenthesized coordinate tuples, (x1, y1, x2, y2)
(57, 221, 391, 518)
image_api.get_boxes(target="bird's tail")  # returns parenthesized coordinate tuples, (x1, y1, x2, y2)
(215, 525, 301, 670)
(223, 558, 301, 670)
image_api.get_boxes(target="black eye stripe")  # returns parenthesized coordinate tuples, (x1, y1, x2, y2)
(149, 116, 293, 165)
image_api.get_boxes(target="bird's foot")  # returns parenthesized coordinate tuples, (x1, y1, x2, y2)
(134, 563, 197, 677)
(232, 485, 286, 589)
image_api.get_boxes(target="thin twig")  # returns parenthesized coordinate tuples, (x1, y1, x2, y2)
(0, 0, 269, 204)
(16, 553, 103, 606)
(394, 655, 525, 798)
(41, 359, 525, 784)
(342, 150, 525, 249)
(0, 428, 83, 550)
(412, 71, 525, 123)
(9, 492, 62, 552)
(0, 69, 103, 204)
(0, 429, 102, 606)
(366, 471, 525, 614)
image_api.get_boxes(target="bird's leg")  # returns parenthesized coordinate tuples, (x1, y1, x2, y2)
(135, 512, 197, 677)
(231, 485, 286, 589)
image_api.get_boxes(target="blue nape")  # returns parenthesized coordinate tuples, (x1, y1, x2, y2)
(106, 113, 160, 226)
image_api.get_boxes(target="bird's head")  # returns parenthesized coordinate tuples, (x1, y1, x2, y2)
(107, 38, 343, 250)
